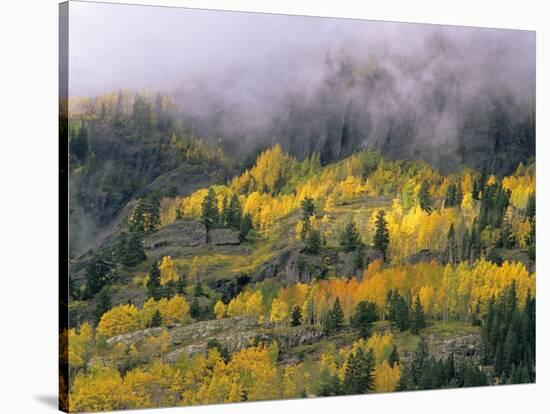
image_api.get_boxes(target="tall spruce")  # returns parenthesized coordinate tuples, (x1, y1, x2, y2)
(339, 220, 362, 252)
(373, 210, 390, 260)
(291, 305, 302, 327)
(147, 261, 162, 299)
(411, 294, 426, 335)
(418, 181, 432, 212)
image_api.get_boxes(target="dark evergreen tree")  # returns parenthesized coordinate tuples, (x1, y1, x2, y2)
(353, 248, 365, 270)
(410, 294, 426, 335)
(94, 287, 111, 325)
(201, 188, 218, 236)
(301, 196, 315, 222)
(194, 281, 205, 297)
(339, 220, 362, 252)
(418, 181, 432, 212)
(446, 224, 457, 264)
(304, 229, 322, 254)
(113, 231, 146, 267)
(239, 213, 253, 241)
(146, 261, 162, 300)
(226, 194, 242, 229)
(324, 297, 344, 334)
(175, 276, 187, 294)
(129, 193, 161, 234)
(387, 290, 410, 331)
(291, 305, 302, 327)
(411, 337, 429, 385)
(445, 183, 457, 207)
(372, 210, 390, 260)
(190, 297, 201, 319)
(84, 251, 114, 297)
(389, 345, 400, 368)
(350, 300, 378, 338)
(150, 310, 163, 327)
(343, 348, 375, 395)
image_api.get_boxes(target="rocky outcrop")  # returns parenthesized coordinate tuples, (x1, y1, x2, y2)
(105, 316, 325, 365)
(209, 228, 241, 245)
(399, 333, 481, 364)
(144, 218, 206, 259)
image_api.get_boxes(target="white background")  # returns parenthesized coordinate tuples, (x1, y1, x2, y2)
(0, 0, 548, 413)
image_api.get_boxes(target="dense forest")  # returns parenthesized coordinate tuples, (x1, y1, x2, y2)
(63, 89, 535, 412)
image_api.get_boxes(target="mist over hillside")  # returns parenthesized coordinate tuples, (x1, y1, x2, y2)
(69, 2, 535, 173)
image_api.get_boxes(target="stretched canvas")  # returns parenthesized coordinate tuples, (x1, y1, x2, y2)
(59, 1, 536, 412)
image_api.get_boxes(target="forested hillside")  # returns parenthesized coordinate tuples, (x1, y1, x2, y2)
(64, 106, 536, 410)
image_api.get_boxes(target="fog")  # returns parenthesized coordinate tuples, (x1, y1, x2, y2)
(68, 1, 535, 170)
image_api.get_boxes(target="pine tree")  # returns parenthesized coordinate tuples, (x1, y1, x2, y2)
(324, 297, 344, 334)
(147, 261, 162, 299)
(301, 196, 315, 222)
(201, 188, 218, 235)
(226, 195, 242, 229)
(129, 193, 161, 234)
(190, 297, 201, 318)
(446, 224, 457, 264)
(304, 229, 321, 254)
(150, 310, 163, 327)
(339, 220, 362, 252)
(343, 348, 376, 395)
(193, 281, 204, 297)
(389, 345, 400, 368)
(445, 183, 457, 207)
(84, 251, 114, 297)
(240, 213, 253, 241)
(113, 232, 146, 267)
(350, 300, 378, 338)
(411, 294, 426, 334)
(373, 210, 390, 260)
(291, 305, 302, 327)
(418, 181, 432, 212)
(94, 287, 111, 325)
(412, 337, 429, 385)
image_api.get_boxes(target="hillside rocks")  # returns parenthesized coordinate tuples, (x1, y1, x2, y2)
(105, 316, 325, 365)
(144, 219, 241, 259)
(209, 228, 241, 245)
(399, 333, 481, 364)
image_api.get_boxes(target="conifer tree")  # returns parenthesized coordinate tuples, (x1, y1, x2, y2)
(411, 294, 426, 335)
(418, 181, 432, 212)
(343, 348, 375, 395)
(150, 309, 163, 327)
(351, 300, 378, 338)
(445, 183, 457, 207)
(94, 287, 111, 325)
(412, 337, 429, 385)
(339, 220, 362, 252)
(190, 297, 201, 319)
(240, 213, 253, 241)
(446, 224, 457, 264)
(304, 229, 321, 254)
(147, 261, 162, 299)
(324, 297, 344, 334)
(373, 210, 390, 260)
(389, 345, 400, 368)
(201, 188, 218, 236)
(291, 305, 302, 327)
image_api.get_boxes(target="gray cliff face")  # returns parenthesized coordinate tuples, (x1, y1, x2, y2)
(102, 316, 325, 366)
